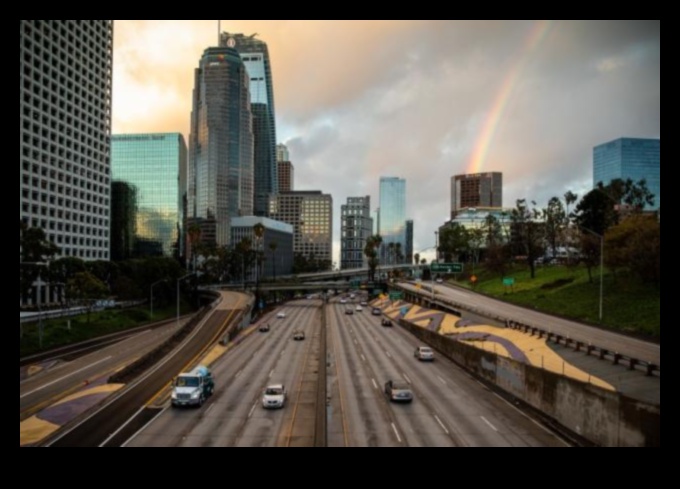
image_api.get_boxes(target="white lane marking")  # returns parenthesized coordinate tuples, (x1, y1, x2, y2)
(21, 356, 113, 398)
(205, 403, 215, 415)
(385, 351, 392, 358)
(437, 376, 447, 386)
(269, 369, 274, 379)
(481, 416, 498, 432)
(371, 378, 378, 390)
(248, 402, 257, 419)
(403, 373, 412, 385)
(361, 354, 366, 362)
(391, 423, 402, 443)
(235, 369, 243, 379)
(434, 414, 449, 435)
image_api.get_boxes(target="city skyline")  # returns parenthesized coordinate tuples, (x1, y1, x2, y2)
(112, 20, 660, 264)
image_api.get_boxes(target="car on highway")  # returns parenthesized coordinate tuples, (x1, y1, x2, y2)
(345, 308, 354, 315)
(384, 380, 413, 403)
(259, 323, 270, 333)
(277, 312, 286, 319)
(340, 298, 348, 304)
(372, 308, 382, 316)
(381, 318, 393, 327)
(356, 305, 363, 312)
(414, 346, 435, 361)
(293, 330, 305, 341)
(360, 301, 368, 307)
(262, 384, 286, 409)
(436, 278, 443, 284)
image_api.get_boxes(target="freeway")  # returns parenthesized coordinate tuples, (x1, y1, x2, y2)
(326, 298, 568, 447)
(124, 299, 323, 447)
(400, 282, 660, 366)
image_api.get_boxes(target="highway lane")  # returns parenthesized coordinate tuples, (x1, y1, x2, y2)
(328, 297, 568, 447)
(20, 319, 185, 422)
(125, 300, 323, 447)
(402, 282, 660, 366)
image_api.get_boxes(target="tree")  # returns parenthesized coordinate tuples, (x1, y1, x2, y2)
(414, 253, 420, 266)
(510, 199, 544, 279)
(20, 222, 61, 302)
(66, 271, 108, 324)
(543, 197, 566, 259)
(363, 234, 382, 282)
(438, 223, 469, 262)
(605, 214, 660, 284)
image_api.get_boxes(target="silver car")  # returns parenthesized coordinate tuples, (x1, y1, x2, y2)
(262, 384, 286, 409)
(414, 346, 435, 361)
(384, 380, 413, 403)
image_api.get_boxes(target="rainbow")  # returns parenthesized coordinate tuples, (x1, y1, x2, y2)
(466, 20, 553, 174)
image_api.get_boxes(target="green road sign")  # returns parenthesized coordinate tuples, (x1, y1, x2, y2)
(430, 262, 463, 273)
(389, 292, 402, 301)
(503, 277, 515, 286)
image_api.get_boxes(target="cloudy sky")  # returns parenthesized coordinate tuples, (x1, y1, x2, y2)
(112, 20, 660, 264)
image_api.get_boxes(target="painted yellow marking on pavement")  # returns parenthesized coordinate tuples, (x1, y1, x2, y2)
(20, 416, 61, 446)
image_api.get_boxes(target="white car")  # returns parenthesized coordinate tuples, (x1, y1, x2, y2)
(414, 346, 435, 361)
(436, 278, 443, 284)
(262, 384, 286, 409)
(356, 305, 363, 312)
(340, 298, 348, 304)
(277, 312, 286, 319)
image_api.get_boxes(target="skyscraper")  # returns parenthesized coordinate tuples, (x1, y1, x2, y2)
(221, 33, 277, 217)
(20, 20, 113, 261)
(277, 161, 294, 193)
(188, 44, 253, 248)
(378, 177, 406, 264)
(451, 172, 503, 218)
(593, 137, 660, 210)
(405, 219, 414, 265)
(276, 143, 289, 163)
(269, 191, 333, 269)
(111, 133, 187, 260)
(341, 196, 373, 270)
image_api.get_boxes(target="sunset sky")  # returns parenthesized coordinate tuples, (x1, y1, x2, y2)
(112, 20, 660, 264)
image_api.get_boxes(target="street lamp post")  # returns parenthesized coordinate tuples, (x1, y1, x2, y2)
(177, 273, 196, 328)
(580, 226, 604, 322)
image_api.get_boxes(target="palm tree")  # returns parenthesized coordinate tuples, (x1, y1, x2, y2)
(268, 240, 278, 281)
(187, 222, 202, 272)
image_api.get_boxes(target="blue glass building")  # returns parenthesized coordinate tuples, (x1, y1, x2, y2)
(111, 133, 187, 260)
(221, 33, 277, 217)
(378, 177, 407, 264)
(593, 137, 660, 210)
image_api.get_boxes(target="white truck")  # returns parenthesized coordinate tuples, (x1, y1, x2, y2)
(171, 365, 215, 408)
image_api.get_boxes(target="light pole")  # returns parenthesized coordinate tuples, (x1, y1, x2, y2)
(580, 226, 604, 322)
(150, 279, 167, 320)
(177, 273, 195, 327)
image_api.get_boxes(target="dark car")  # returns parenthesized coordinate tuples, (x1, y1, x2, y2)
(259, 323, 270, 332)
(293, 330, 305, 341)
(384, 380, 413, 403)
(345, 308, 354, 315)
(381, 318, 392, 327)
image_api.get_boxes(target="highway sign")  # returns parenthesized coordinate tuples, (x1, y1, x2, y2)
(430, 262, 463, 273)
(389, 291, 402, 301)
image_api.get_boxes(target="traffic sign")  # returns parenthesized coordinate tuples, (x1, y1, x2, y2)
(430, 262, 463, 273)
(389, 291, 402, 301)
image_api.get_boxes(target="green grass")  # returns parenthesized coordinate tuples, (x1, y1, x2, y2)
(20, 300, 196, 358)
(451, 264, 660, 339)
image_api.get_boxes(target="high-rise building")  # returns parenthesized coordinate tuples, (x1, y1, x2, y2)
(188, 44, 253, 248)
(451, 172, 503, 218)
(20, 20, 113, 261)
(269, 191, 333, 269)
(111, 133, 187, 260)
(593, 137, 660, 210)
(220, 33, 277, 217)
(230, 216, 294, 279)
(277, 161, 294, 193)
(341, 196, 373, 270)
(276, 143, 289, 163)
(378, 177, 407, 264)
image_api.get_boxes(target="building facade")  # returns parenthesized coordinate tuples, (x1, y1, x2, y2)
(220, 33, 277, 218)
(230, 216, 293, 280)
(110, 133, 187, 260)
(405, 219, 414, 265)
(340, 196, 373, 270)
(451, 172, 503, 218)
(269, 191, 333, 269)
(378, 177, 406, 264)
(277, 161, 294, 193)
(188, 44, 254, 248)
(593, 137, 660, 210)
(276, 143, 289, 163)
(20, 20, 113, 260)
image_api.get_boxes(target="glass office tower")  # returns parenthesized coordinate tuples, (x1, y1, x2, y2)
(221, 33, 277, 217)
(111, 133, 187, 260)
(188, 45, 254, 247)
(593, 138, 660, 210)
(20, 20, 113, 261)
(378, 177, 406, 264)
